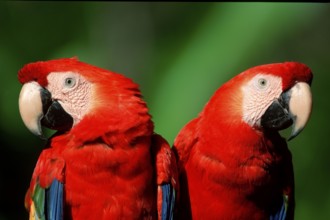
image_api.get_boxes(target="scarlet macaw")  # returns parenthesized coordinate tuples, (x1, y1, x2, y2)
(18, 58, 178, 220)
(173, 62, 313, 220)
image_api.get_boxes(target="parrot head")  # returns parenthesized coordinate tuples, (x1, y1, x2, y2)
(203, 62, 313, 140)
(18, 57, 153, 144)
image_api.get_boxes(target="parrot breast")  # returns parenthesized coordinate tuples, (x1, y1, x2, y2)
(49, 133, 158, 219)
(182, 122, 290, 219)
(19, 58, 178, 220)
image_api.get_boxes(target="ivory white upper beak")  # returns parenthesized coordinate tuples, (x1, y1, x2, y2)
(288, 82, 313, 140)
(18, 81, 44, 137)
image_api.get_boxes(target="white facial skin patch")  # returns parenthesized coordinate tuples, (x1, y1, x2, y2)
(241, 74, 282, 127)
(46, 72, 92, 126)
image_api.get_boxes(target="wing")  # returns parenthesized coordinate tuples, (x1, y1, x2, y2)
(25, 149, 65, 220)
(29, 180, 64, 220)
(172, 117, 200, 219)
(160, 183, 176, 220)
(151, 134, 178, 220)
(270, 140, 295, 220)
(172, 117, 199, 172)
(270, 194, 289, 220)
(46, 180, 64, 220)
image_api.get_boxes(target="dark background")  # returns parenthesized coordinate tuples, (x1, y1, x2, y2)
(0, 2, 329, 219)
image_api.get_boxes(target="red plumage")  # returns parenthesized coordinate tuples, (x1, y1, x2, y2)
(173, 62, 312, 219)
(19, 58, 178, 219)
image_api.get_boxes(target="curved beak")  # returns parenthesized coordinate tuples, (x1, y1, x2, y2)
(261, 82, 312, 141)
(18, 82, 45, 138)
(287, 82, 312, 140)
(18, 81, 73, 138)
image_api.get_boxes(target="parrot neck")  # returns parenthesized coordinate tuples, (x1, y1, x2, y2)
(49, 107, 154, 150)
(196, 78, 283, 168)
(198, 118, 266, 163)
(196, 111, 288, 189)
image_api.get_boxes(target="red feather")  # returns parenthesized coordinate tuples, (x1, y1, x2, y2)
(21, 58, 178, 219)
(173, 62, 312, 219)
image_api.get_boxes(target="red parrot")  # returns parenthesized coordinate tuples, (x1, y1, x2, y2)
(173, 62, 313, 220)
(18, 57, 178, 220)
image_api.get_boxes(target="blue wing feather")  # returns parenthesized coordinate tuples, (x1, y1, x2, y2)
(46, 179, 64, 220)
(270, 195, 287, 220)
(161, 183, 175, 220)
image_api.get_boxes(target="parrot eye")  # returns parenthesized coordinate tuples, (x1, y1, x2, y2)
(257, 78, 267, 88)
(64, 77, 76, 88)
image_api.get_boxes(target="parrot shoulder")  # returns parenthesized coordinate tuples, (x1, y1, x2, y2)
(25, 148, 65, 220)
(151, 134, 178, 185)
(173, 117, 199, 172)
(151, 134, 178, 220)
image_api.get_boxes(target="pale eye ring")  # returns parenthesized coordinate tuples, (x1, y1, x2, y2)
(64, 77, 76, 88)
(258, 78, 267, 88)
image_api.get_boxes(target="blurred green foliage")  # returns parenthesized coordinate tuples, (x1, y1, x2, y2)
(0, 2, 329, 220)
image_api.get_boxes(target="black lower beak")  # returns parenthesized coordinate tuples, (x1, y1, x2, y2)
(260, 82, 312, 141)
(261, 91, 293, 130)
(40, 88, 73, 131)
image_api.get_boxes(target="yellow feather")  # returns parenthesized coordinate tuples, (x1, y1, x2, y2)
(29, 202, 36, 220)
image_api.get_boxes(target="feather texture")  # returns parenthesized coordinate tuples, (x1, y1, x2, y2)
(20, 58, 178, 219)
(46, 180, 63, 220)
(174, 62, 312, 219)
